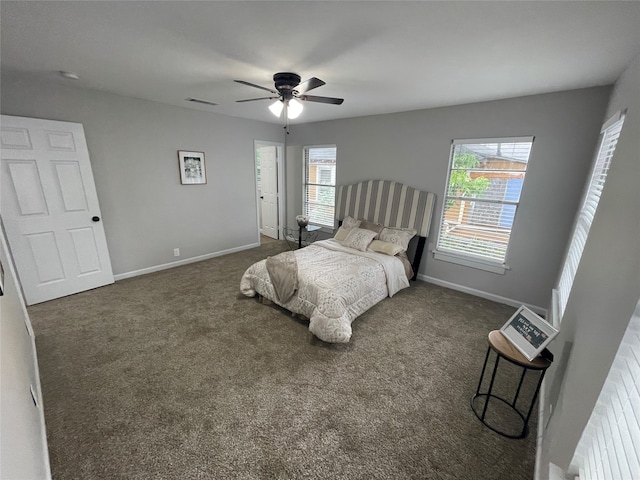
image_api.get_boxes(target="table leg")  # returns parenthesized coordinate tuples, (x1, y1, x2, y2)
(480, 353, 500, 421)
(512, 368, 527, 407)
(475, 346, 491, 395)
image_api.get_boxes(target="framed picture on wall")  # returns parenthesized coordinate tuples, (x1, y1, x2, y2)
(178, 150, 206, 185)
(500, 305, 559, 361)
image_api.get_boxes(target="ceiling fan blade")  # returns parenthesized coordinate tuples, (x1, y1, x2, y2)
(299, 95, 344, 105)
(236, 96, 278, 103)
(294, 77, 325, 94)
(234, 80, 278, 94)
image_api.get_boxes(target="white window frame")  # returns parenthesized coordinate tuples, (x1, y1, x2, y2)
(303, 145, 337, 228)
(553, 111, 626, 324)
(434, 136, 534, 274)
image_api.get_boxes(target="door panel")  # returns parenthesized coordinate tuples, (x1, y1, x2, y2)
(7, 161, 49, 215)
(26, 232, 65, 283)
(69, 227, 102, 274)
(44, 130, 76, 151)
(1, 115, 114, 305)
(54, 162, 88, 211)
(0, 126, 33, 149)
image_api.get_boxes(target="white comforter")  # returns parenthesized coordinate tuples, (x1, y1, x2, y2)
(240, 239, 410, 343)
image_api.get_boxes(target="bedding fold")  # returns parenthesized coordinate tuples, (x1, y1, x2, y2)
(265, 251, 298, 303)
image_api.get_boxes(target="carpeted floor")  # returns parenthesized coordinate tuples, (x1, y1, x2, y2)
(29, 241, 539, 479)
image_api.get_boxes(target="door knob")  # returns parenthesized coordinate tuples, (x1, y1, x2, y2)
(260, 196, 264, 199)
(92, 216, 100, 222)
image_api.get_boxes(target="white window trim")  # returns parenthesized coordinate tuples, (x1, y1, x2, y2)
(434, 135, 533, 273)
(433, 249, 510, 274)
(452, 136, 535, 146)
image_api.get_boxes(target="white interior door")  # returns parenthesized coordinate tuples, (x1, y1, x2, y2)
(1, 115, 114, 305)
(256, 143, 279, 240)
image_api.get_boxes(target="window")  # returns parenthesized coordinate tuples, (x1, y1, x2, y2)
(435, 137, 534, 272)
(555, 112, 625, 321)
(303, 146, 337, 227)
(570, 299, 640, 480)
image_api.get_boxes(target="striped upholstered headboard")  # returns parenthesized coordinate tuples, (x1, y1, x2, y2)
(335, 180, 436, 238)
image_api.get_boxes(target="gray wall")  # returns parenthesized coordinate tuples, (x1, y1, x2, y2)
(0, 224, 51, 479)
(0, 73, 284, 276)
(540, 53, 640, 475)
(287, 88, 611, 309)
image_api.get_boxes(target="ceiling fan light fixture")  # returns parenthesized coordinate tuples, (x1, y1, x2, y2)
(287, 99, 303, 119)
(269, 100, 284, 117)
(236, 73, 342, 125)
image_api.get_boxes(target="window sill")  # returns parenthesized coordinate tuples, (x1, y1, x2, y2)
(433, 250, 508, 274)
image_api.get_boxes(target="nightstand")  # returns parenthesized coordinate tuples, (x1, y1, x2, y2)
(471, 330, 552, 439)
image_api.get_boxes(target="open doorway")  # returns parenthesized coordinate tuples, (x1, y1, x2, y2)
(255, 140, 285, 242)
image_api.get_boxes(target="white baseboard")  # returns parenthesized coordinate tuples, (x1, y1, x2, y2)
(417, 274, 547, 316)
(113, 242, 260, 281)
(535, 380, 548, 480)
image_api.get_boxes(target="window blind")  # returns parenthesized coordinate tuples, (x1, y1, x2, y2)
(556, 113, 625, 320)
(436, 137, 533, 264)
(571, 300, 640, 480)
(303, 146, 337, 227)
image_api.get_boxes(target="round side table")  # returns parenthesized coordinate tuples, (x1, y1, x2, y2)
(471, 330, 552, 439)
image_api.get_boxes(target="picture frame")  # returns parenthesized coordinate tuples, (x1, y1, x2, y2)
(178, 150, 206, 185)
(500, 305, 559, 361)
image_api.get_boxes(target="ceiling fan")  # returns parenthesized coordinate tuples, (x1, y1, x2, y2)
(234, 72, 344, 125)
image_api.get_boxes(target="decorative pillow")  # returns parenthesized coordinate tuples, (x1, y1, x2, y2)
(359, 218, 384, 238)
(342, 227, 378, 251)
(368, 240, 404, 256)
(334, 216, 361, 242)
(379, 227, 417, 252)
(333, 226, 351, 242)
(341, 216, 361, 230)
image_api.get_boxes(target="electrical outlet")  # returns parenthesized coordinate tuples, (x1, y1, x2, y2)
(173, 248, 180, 257)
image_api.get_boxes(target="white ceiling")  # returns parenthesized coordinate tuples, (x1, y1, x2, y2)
(2, 1, 639, 125)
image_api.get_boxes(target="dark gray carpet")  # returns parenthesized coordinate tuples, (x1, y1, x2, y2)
(29, 241, 538, 479)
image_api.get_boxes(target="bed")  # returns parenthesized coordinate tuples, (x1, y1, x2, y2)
(240, 180, 436, 343)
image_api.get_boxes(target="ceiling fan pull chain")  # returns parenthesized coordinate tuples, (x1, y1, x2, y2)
(285, 103, 290, 134)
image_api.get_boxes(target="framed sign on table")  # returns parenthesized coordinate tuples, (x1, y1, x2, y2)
(178, 150, 206, 185)
(500, 306, 559, 361)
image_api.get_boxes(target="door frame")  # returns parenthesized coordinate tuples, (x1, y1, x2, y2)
(254, 140, 285, 242)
